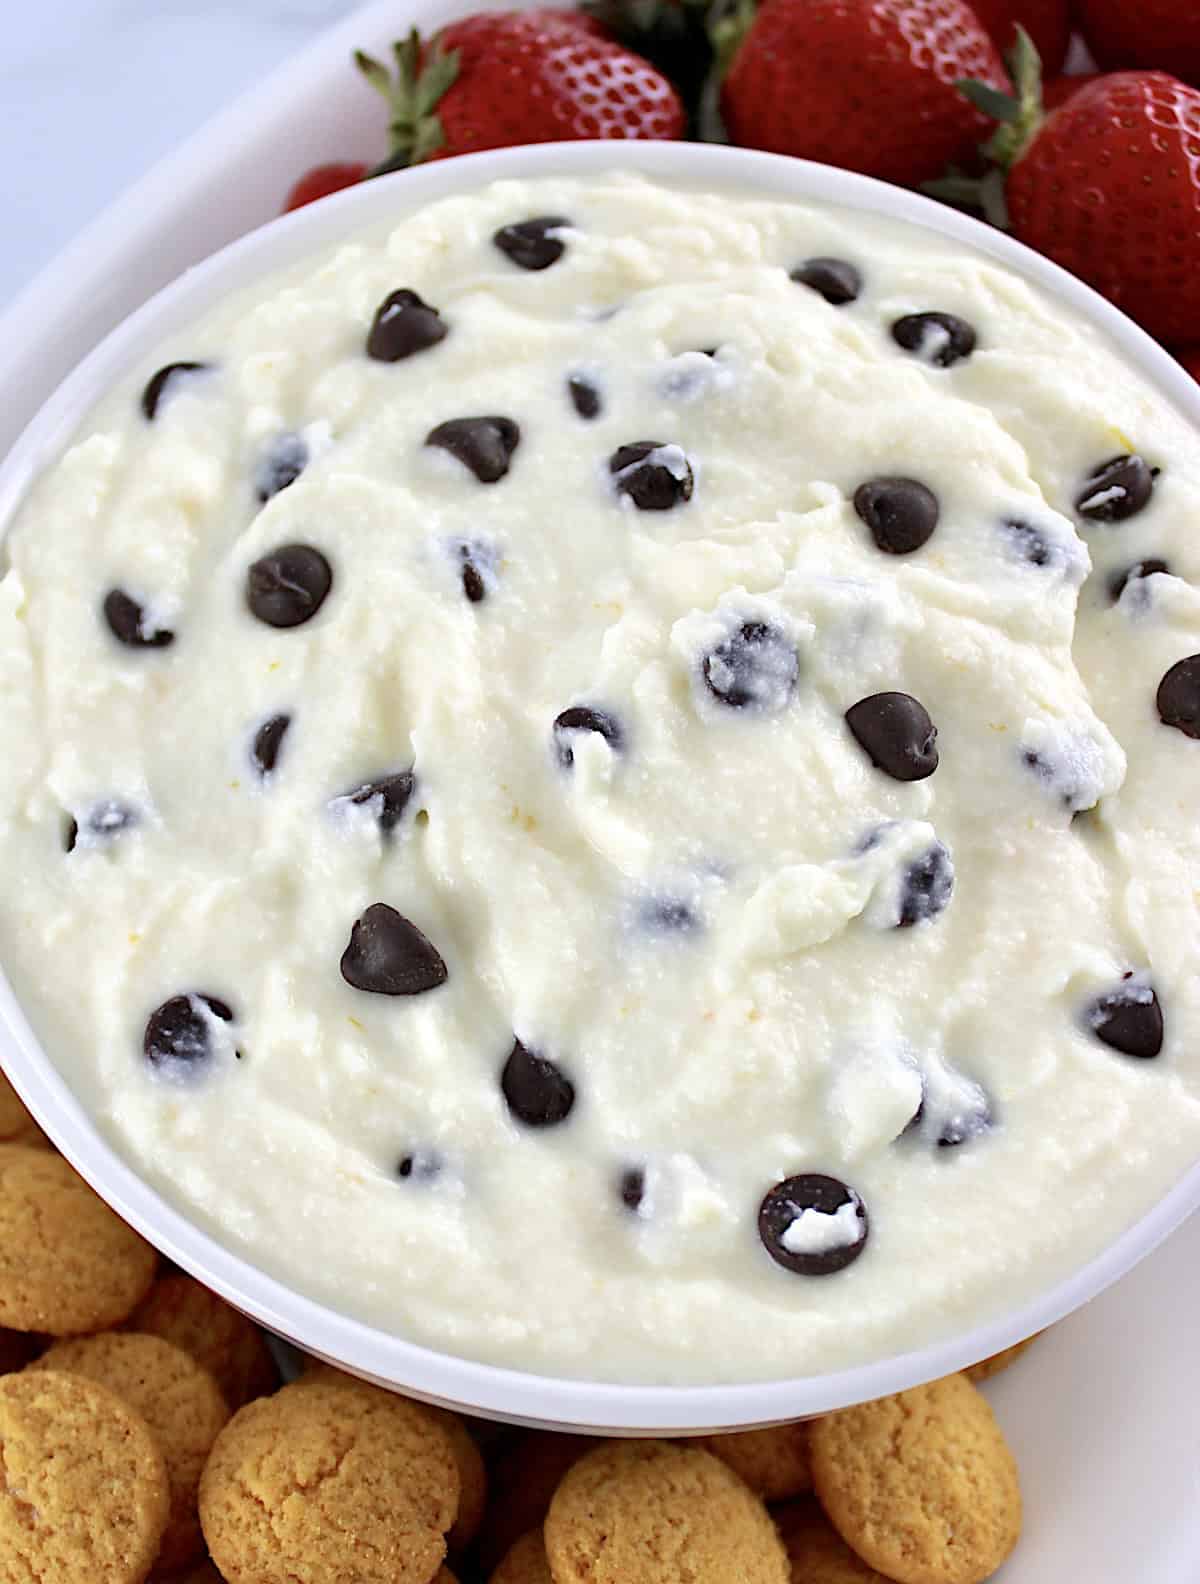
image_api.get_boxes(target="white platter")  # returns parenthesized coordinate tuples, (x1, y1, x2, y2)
(0, 3, 1197, 1577)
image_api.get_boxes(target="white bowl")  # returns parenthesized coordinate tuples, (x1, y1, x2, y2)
(2, 139, 1198, 1434)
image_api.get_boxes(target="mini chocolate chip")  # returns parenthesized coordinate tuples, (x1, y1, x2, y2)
(933, 1082, 993, 1148)
(610, 442, 694, 511)
(63, 817, 78, 853)
(791, 256, 862, 305)
(845, 693, 938, 782)
(426, 417, 520, 484)
(501, 1038, 575, 1127)
(1076, 454, 1156, 522)
(246, 544, 332, 629)
(619, 1166, 646, 1211)
(141, 361, 210, 420)
(255, 432, 308, 502)
(1157, 655, 1200, 738)
(366, 289, 448, 362)
(1087, 977, 1163, 1058)
(1004, 520, 1053, 567)
(103, 589, 174, 649)
(493, 215, 569, 271)
(640, 897, 699, 934)
(397, 1150, 442, 1182)
(1109, 558, 1171, 601)
(853, 478, 939, 555)
(891, 311, 976, 367)
(338, 770, 417, 834)
(758, 1173, 868, 1276)
(251, 714, 291, 776)
(702, 621, 799, 711)
(553, 706, 622, 768)
(568, 374, 602, 419)
(462, 560, 486, 603)
(340, 903, 447, 996)
(66, 801, 138, 851)
(897, 843, 954, 927)
(144, 993, 233, 1069)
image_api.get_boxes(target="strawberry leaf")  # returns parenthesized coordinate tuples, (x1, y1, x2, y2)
(957, 80, 1021, 123)
(354, 30, 460, 173)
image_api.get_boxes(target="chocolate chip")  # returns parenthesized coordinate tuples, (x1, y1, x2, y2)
(1003, 520, 1053, 567)
(640, 897, 699, 934)
(897, 843, 954, 927)
(1109, 558, 1170, 601)
(339, 903, 448, 996)
(932, 1080, 993, 1148)
(426, 417, 520, 484)
(251, 714, 291, 776)
(853, 478, 939, 555)
(553, 706, 622, 768)
(1087, 977, 1163, 1058)
(1076, 454, 1156, 521)
(462, 560, 486, 602)
(845, 693, 938, 782)
(141, 361, 210, 420)
(255, 432, 308, 502)
(501, 1039, 575, 1127)
(144, 993, 234, 1070)
(493, 216, 569, 271)
(397, 1150, 442, 1182)
(366, 289, 448, 362)
(336, 770, 416, 834)
(610, 442, 694, 511)
(758, 1174, 868, 1276)
(619, 1166, 646, 1211)
(66, 801, 138, 852)
(891, 311, 976, 367)
(568, 374, 602, 420)
(1157, 655, 1200, 737)
(791, 257, 862, 305)
(702, 621, 799, 711)
(103, 589, 174, 649)
(246, 544, 332, 629)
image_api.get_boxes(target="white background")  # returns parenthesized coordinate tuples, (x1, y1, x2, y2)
(4, 0, 358, 303)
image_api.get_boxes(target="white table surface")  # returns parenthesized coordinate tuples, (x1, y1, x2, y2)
(3, 0, 359, 306)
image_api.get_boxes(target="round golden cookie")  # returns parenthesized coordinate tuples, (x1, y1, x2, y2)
(0, 1146, 157, 1334)
(200, 1379, 460, 1584)
(696, 1421, 813, 1500)
(810, 1375, 1022, 1584)
(0, 1367, 169, 1582)
(963, 1333, 1042, 1385)
(296, 1363, 486, 1553)
(775, 1499, 892, 1582)
(31, 1331, 230, 1572)
(545, 1439, 790, 1584)
(491, 1530, 553, 1584)
(127, 1275, 277, 1409)
(0, 1070, 48, 1148)
(477, 1432, 599, 1571)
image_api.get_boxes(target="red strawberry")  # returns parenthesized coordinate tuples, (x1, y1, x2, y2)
(282, 162, 367, 212)
(944, 41, 1200, 343)
(1174, 346, 1200, 383)
(718, 0, 1009, 189)
(967, 0, 1070, 76)
(1041, 72, 1100, 109)
(355, 12, 684, 168)
(1074, 0, 1200, 86)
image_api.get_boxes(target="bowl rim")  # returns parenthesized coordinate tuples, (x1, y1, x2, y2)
(2, 137, 1199, 1432)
